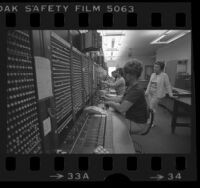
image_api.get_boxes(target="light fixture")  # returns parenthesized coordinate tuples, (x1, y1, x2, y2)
(151, 35, 166, 44)
(103, 33, 126, 36)
(101, 30, 126, 63)
(166, 32, 189, 43)
(105, 48, 119, 51)
(111, 38, 115, 48)
(150, 30, 190, 44)
(165, 30, 174, 35)
(79, 30, 88, 33)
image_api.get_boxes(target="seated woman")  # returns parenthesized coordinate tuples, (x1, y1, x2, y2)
(99, 70, 117, 97)
(105, 59, 149, 135)
(110, 70, 117, 82)
(102, 68, 126, 103)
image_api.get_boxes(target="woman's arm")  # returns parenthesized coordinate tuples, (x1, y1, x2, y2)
(107, 79, 119, 87)
(101, 79, 115, 86)
(106, 85, 143, 114)
(145, 73, 153, 95)
(104, 95, 123, 103)
(105, 100, 133, 114)
(164, 73, 173, 97)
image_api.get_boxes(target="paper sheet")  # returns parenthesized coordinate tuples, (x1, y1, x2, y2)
(43, 117, 51, 136)
(34, 56, 53, 100)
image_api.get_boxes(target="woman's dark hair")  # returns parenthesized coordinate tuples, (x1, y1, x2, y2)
(116, 68, 124, 77)
(154, 61, 165, 71)
(123, 58, 143, 79)
(111, 71, 116, 76)
(111, 71, 117, 81)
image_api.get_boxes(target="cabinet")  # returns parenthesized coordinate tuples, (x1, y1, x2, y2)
(165, 60, 178, 87)
(82, 31, 102, 51)
(165, 59, 191, 91)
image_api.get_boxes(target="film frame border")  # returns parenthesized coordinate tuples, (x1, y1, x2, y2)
(0, 2, 191, 29)
(0, 2, 197, 182)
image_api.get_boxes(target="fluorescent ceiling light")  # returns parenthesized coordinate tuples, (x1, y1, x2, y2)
(165, 30, 175, 35)
(101, 30, 126, 62)
(150, 35, 167, 44)
(103, 33, 126, 36)
(166, 32, 188, 43)
(79, 30, 88, 33)
(111, 39, 115, 48)
(105, 48, 119, 51)
(150, 30, 190, 44)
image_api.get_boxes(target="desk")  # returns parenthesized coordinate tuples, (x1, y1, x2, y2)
(72, 104, 136, 153)
(70, 113, 114, 154)
(175, 97, 191, 106)
(171, 96, 191, 133)
(159, 87, 192, 133)
(98, 103, 136, 153)
(111, 110, 136, 153)
(172, 87, 191, 96)
(159, 88, 191, 113)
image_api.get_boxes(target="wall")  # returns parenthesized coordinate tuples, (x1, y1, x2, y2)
(156, 32, 191, 74)
(106, 55, 155, 80)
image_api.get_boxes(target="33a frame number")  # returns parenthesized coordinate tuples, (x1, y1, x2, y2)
(67, 172, 90, 180)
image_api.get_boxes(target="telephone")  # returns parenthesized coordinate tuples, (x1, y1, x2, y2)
(84, 106, 107, 115)
(93, 145, 109, 154)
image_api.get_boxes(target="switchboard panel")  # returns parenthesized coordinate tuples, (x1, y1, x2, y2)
(6, 30, 43, 154)
(72, 48, 83, 115)
(50, 32, 73, 144)
(83, 56, 90, 103)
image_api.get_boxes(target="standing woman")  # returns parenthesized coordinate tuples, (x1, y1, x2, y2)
(145, 61, 174, 127)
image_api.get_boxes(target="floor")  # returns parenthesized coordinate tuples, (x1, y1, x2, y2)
(132, 105, 191, 154)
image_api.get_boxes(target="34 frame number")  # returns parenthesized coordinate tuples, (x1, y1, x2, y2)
(167, 173, 182, 180)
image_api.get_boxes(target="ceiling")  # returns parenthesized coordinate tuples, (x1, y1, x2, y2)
(97, 30, 191, 66)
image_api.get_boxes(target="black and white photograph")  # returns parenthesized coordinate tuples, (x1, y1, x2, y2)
(6, 30, 192, 154)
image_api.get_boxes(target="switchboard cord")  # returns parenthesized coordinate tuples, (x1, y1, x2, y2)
(103, 113, 107, 148)
(69, 114, 89, 154)
(96, 113, 103, 147)
(101, 94, 107, 148)
(82, 86, 88, 105)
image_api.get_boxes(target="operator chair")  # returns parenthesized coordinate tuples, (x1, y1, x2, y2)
(131, 108, 154, 153)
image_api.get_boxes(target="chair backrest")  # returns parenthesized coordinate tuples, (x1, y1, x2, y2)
(148, 109, 154, 126)
(140, 109, 154, 135)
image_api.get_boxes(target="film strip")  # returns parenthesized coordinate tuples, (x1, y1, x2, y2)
(0, 1, 197, 183)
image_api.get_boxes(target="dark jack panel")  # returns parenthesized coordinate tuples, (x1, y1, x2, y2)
(6, 30, 43, 154)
